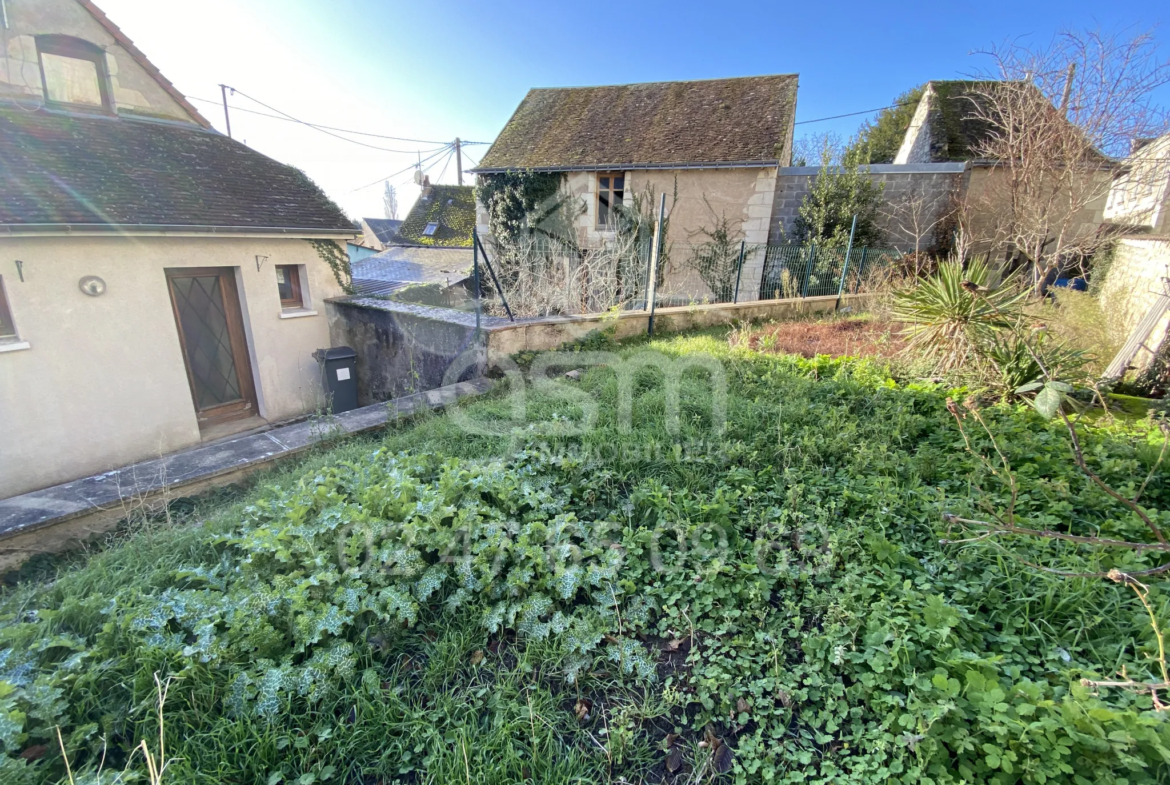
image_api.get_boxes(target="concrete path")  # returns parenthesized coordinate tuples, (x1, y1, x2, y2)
(0, 378, 493, 571)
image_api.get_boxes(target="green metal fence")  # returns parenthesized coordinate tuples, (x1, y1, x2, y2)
(756, 245, 902, 302)
(461, 236, 903, 319)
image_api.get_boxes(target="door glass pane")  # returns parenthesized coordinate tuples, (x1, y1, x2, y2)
(170, 275, 243, 410)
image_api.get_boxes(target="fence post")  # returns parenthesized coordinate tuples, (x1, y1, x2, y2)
(474, 233, 514, 322)
(835, 214, 858, 311)
(646, 191, 666, 336)
(800, 244, 816, 298)
(472, 227, 482, 339)
(732, 240, 745, 304)
(853, 247, 869, 294)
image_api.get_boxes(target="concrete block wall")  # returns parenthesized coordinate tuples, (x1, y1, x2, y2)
(770, 163, 967, 252)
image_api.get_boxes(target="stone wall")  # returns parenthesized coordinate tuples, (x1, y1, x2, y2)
(484, 294, 877, 361)
(325, 298, 493, 405)
(1099, 236, 1170, 371)
(770, 164, 967, 252)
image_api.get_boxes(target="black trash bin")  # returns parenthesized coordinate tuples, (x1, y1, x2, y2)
(313, 346, 358, 414)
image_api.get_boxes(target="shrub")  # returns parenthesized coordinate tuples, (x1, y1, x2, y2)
(791, 140, 886, 247)
(982, 328, 1091, 395)
(892, 258, 1027, 372)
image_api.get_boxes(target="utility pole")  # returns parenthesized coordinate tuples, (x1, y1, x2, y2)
(219, 84, 232, 139)
(1059, 63, 1076, 116)
(455, 138, 463, 186)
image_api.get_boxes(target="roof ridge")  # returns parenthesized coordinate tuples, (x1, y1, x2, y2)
(76, 0, 212, 129)
(526, 73, 798, 92)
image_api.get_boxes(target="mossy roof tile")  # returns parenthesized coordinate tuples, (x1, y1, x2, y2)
(477, 75, 798, 171)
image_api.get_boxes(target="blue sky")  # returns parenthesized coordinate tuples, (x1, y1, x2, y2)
(98, 0, 1170, 219)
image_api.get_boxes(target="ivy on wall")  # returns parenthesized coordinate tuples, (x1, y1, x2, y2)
(306, 239, 354, 295)
(476, 171, 568, 246)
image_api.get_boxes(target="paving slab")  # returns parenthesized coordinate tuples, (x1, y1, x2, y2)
(0, 378, 493, 569)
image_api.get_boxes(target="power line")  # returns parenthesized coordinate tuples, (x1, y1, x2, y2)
(346, 144, 454, 193)
(188, 95, 454, 150)
(794, 101, 917, 125)
(460, 148, 481, 170)
(220, 86, 463, 154)
(436, 147, 455, 183)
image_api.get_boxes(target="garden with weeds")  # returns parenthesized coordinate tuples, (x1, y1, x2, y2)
(4, 306, 1170, 783)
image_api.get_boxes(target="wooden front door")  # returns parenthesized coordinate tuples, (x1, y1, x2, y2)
(165, 267, 258, 425)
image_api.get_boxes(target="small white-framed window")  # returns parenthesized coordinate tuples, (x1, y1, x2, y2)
(276, 264, 305, 309)
(423, 222, 439, 237)
(0, 278, 15, 339)
(0, 275, 24, 347)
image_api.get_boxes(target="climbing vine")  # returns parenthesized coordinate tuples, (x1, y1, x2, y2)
(306, 239, 354, 295)
(476, 171, 569, 247)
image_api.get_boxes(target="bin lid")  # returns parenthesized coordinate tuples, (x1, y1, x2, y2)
(315, 346, 356, 361)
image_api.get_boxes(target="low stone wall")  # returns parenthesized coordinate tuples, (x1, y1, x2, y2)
(484, 294, 876, 360)
(1099, 236, 1170, 371)
(326, 298, 498, 404)
(329, 293, 877, 388)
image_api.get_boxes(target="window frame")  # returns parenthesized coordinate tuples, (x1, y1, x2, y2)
(36, 35, 113, 112)
(275, 264, 304, 310)
(596, 173, 625, 228)
(0, 275, 19, 341)
(423, 222, 439, 237)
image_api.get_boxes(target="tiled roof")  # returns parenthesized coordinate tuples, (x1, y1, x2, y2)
(351, 246, 472, 296)
(395, 185, 476, 247)
(361, 218, 403, 244)
(476, 75, 799, 172)
(0, 109, 354, 233)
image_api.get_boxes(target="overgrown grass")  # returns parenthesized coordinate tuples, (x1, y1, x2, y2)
(3, 328, 1170, 784)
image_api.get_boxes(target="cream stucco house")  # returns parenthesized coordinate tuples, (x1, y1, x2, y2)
(0, 0, 356, 498)
(471, 75, 798, 299)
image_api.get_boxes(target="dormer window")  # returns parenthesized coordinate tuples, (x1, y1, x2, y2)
(37, 36, 111, 111)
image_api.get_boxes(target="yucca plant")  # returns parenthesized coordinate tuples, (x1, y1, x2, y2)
(891, 258, 1027, 372)
(982, 328, 1091, 396)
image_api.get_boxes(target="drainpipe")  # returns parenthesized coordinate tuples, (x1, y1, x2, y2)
(1, 0, 8, 30)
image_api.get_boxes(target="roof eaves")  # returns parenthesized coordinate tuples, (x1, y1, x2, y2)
(471, 159, 782, 174)
(0, 223, 356, 236)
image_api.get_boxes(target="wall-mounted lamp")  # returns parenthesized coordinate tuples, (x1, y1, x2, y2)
(79, 275, 107, 297)
(256, 255, 269, 272)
